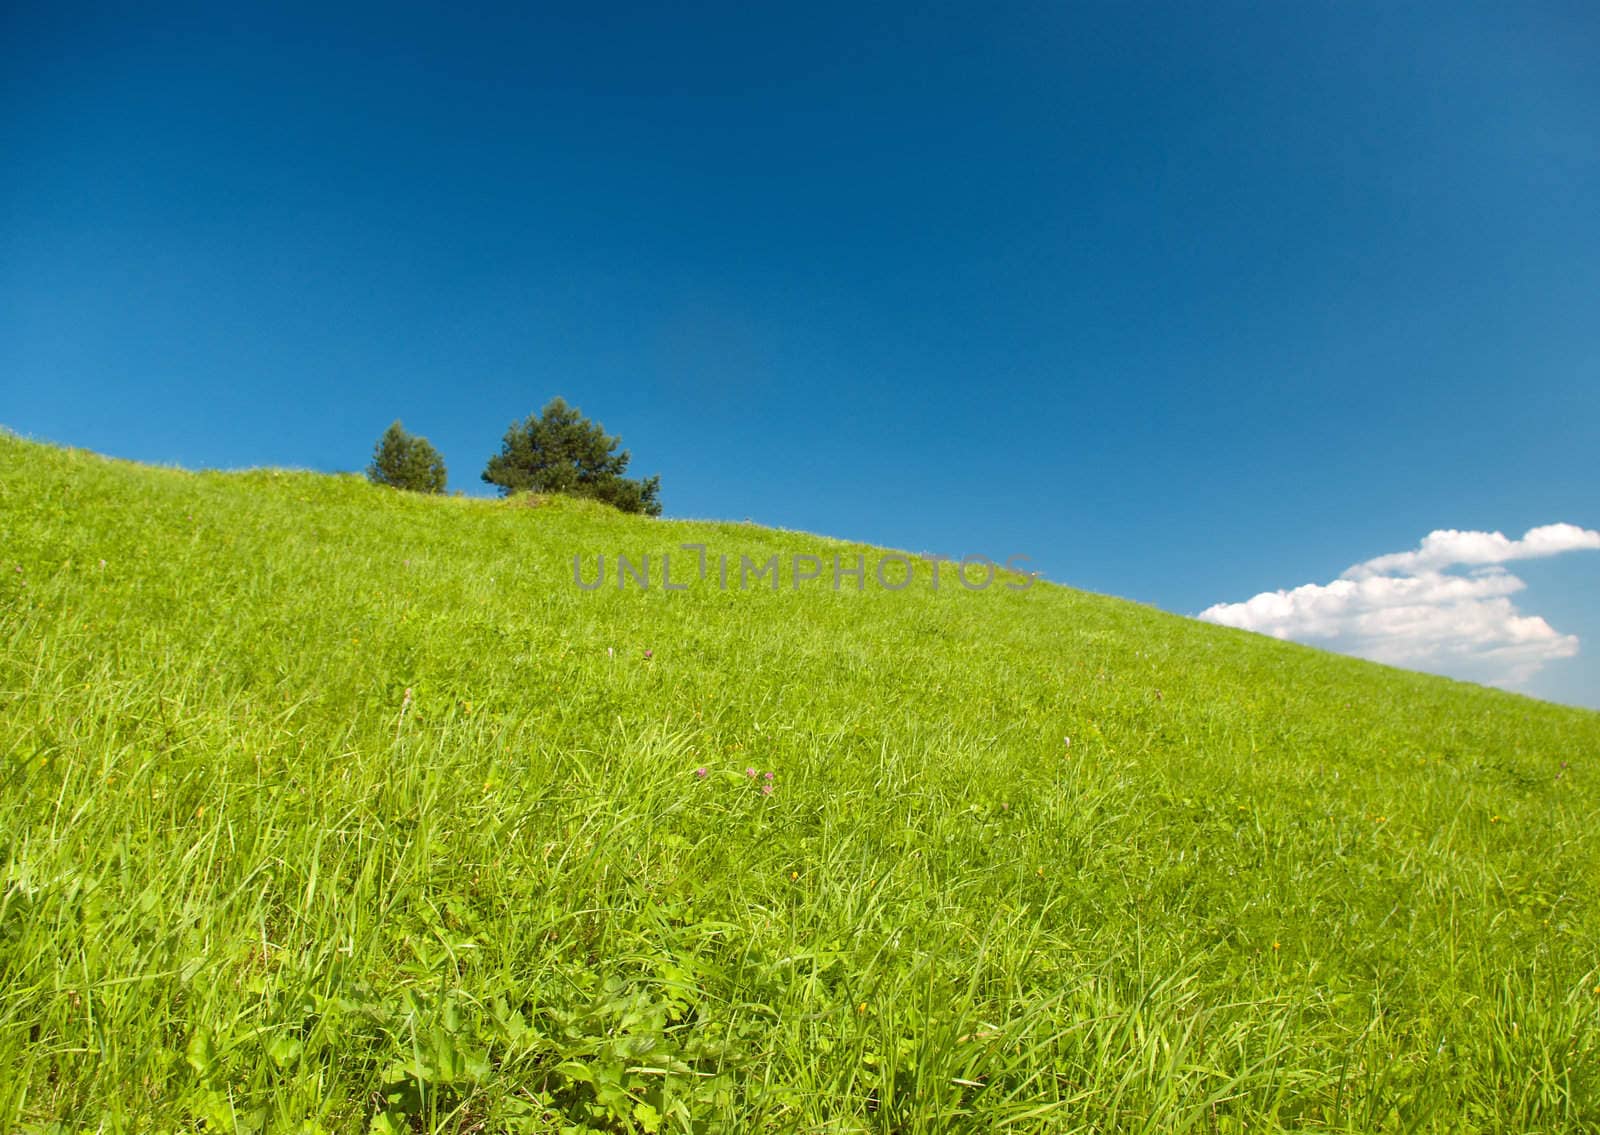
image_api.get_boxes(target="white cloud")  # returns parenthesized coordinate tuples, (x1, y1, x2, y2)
(1198, 524, 1599, 688)
(1346, 523, 1600, 578)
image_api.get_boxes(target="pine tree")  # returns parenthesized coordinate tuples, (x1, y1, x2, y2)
(482, 398, 662, 516)
(366, 421, 447, 494)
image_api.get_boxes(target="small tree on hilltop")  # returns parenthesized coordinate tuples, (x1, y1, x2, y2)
(366, 421, 447, 494)
(482, 397, 662, 516)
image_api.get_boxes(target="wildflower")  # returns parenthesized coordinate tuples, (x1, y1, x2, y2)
(746, 767, 757, 778)
(1063, 736, 1071, 748)
(764, 771, 775, 782)
(761, 784, 774, 795)
(790, 871, 798, 880)
(694, 767, 708, 778)
(643, 649, 653, 659)
(1272, 941, 1280, 951)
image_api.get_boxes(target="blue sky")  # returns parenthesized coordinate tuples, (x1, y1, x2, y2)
(4, 2, 1597, 707)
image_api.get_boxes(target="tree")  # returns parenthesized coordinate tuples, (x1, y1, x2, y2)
(366, 421, 447, 494)
(482, 397, 662, 516)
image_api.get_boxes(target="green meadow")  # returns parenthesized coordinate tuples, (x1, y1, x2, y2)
(2, 432, 1597, 1133)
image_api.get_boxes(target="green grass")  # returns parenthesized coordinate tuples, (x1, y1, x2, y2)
(2, 432, 1597, 1134)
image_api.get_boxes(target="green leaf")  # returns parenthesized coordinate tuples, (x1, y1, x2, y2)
(267, 1034, 303, 1068)
(369, 1110, 407, 1135)
(185, 1027, 217, 1077)
(555, 1060, 594, 1084)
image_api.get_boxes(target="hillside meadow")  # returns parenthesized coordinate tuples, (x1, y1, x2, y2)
(1, 433, 1597, 1133)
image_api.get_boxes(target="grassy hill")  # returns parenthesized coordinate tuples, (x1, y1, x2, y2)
(2, 432, 1597, 1134)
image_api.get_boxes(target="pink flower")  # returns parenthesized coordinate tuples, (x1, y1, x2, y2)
(761, 784, 774, 795)
(746, 767, 757, 778)
(764, 771, 775, 781)
(694, 767, 708, 778)
(643, 649, 653, 659)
